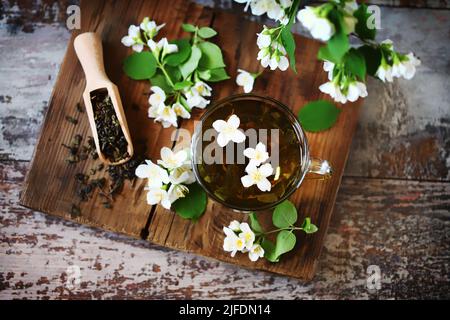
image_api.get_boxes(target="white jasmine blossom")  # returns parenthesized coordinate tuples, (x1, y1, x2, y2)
(135, 160, 170, 188)
(121, 25, 144, 52)
(158, 147, 188, 170)
(297, 6, 316, 30)
(154, 104, 178, 128)
(236, 69, 256, 93)
(251, 0, 284, 21)
(257, 47, 271, 68)
(319, 81, 347, 104)
(140, 17, 165, 39)
(346, 81, 368, 102)
(269, 54, 289, 71)
(192, 81, 212, 97)
(376, 62, 394, 83)
(185, 91, 210, 109)
(323, 60, 335, 80)
(172, 102, 191, 119)
(310, 17, 335, 41)
(319, 79, 367, 104)
(280, 0, 293, 8)
(222, 220, 268, 262)
(297, 6, 335, 41)
(148, 86, 166, 107)
(148, 105, 159, 118)
(241, 163, 274, 192)
(223, 227, 245, 257)
(228, 220, 241, 232)
(148, 37, 178, 57)
(248, 244, 265, 261)
(168, 184, 189, 203)
(146, 187, 171, 209)
(395, 53, 421, 80)
(238, 223, 255, 249)
(244, 142, 269, 167)
(256, 27, 289, 71)
(212, 114, 246, 147)
(257, 32, 272, 49)
(169, 164, 196, 185)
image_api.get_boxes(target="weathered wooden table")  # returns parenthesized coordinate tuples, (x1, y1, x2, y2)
(1, 1, 449, 299)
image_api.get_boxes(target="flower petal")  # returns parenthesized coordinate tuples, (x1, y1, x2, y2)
(231, 130, 246, 144)
(121, 36, 134, 47)
(227, 114, 240, 128)
(135, 164, 150, 178)
(216, 132, 229, 147)
(259, 163, 274, 177)
(256, 178, 272, 192)
(241, 175, 254, 188)
(212, 119, 227, 132)
(243, 147, 256, 159)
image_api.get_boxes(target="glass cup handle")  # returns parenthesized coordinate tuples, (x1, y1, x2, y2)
(305, 157, 333, 180)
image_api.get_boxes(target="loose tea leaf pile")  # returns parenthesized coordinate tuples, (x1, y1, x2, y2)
(63, 101, 143, 217)
(90, 88, 129, 163)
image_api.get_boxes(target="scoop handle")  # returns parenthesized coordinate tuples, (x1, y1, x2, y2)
(74, 32, 109, 86)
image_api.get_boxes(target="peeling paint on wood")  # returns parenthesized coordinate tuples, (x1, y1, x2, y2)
(1, 1, 449, 299)
(1, 162, 449, 299)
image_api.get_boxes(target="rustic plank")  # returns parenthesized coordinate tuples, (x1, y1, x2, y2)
(148, 6, 362, 280)
(17, 0, 362, 280)
(1, 0, 449, 299)
(2, 162, 449, 299)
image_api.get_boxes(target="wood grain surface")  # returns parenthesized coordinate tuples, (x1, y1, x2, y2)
(18, 0, 362, 280)
(1, 0, 449, 299)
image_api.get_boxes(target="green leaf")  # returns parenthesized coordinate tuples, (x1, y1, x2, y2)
(318, 9, 349, 64)
(207, 67, 230, 82)
(264, 231, 297, 262)
(354, 4, 376, 40)
(344, 48, 366, 81)
(123, 51, 157, 80)
(165, 65, 182, 82)
(318, 30, 349, 64)
(182, 23, 197, 33)
(357, 45, 382, 77)
(173, 80, 193, 90)
(297, 100, 341, 132)
(261, 238, 277, 262)
(179, 46, 202, 79)
(273, 200, 298, 228)
(150, 73, 173, 93)
(198, 69, 211, 81)
(173, 182, 207, 220)
(198, 41, 226, 70)
(198, 27, 217, 39)
(302, 217, 318, 234)
(281, 27, 297, 73)
(249, 212, 264, 234)
(164, 39, 192, 67)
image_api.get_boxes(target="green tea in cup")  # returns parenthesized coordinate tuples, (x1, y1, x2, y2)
(191, 94, 332, 212)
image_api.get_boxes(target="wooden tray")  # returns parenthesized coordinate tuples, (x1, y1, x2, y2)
(20, 0, 361, 280)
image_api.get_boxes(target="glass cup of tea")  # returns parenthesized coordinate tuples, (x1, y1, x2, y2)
(191, 94, 332, 212)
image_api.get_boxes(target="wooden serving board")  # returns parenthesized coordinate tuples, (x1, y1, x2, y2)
(20, 0, 362, 280)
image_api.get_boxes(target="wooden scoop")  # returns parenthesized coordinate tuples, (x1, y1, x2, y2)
(74, 32, 133, 166)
